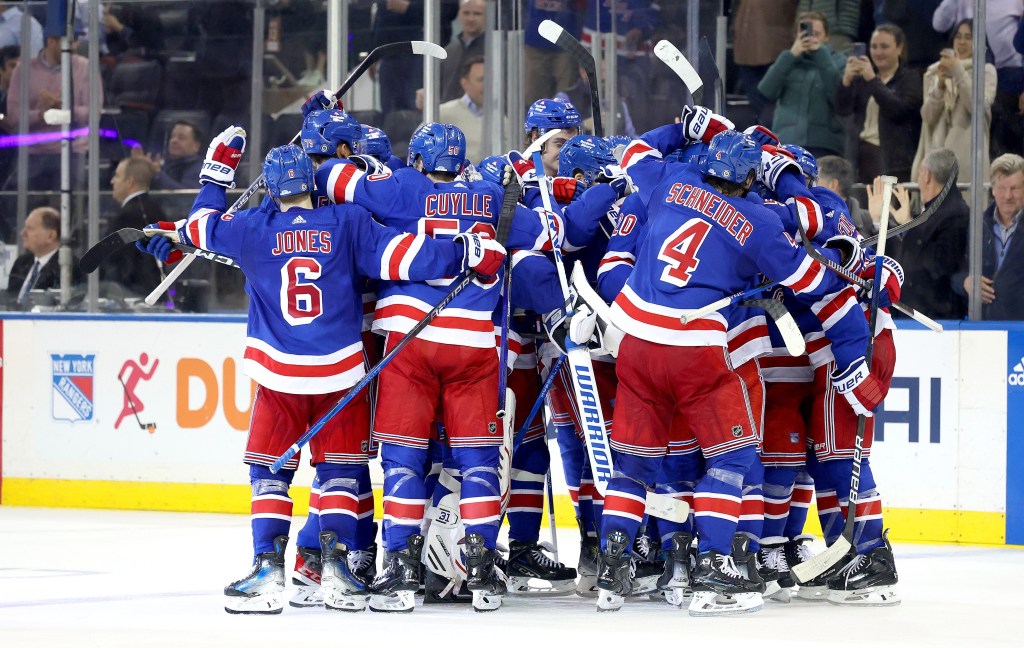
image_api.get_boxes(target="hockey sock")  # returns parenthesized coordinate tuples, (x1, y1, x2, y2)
(655, 450, 701, 549)
(424, 436, 444, 507)
(555, 422, 585, 518)
(737, 457, 765, 552)
(381, 443, 429, 552)
(820, 458, 884, 553)
(508, 434, 550, 544)
(600, 451, 657, 551)
(354, 465, 376, 548)
(453, 445, 502, 548)
(249, 464, 295, 557)
(295, 476, 321, 550)
(694, 446, 757, 554)
(762, 466, 798, 539)
(580, 457, 605, 533)
(316, 463, 364, 548)
(783, 469, 814, 539)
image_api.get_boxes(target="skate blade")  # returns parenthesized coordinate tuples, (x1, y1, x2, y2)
(472, 590, 503, 612)
(368, 591, 415, 613)
(767, 586, 793, 604)
(795, 584, 828, 601)
(687, 591, 763, 617)
(826, 585, 901, 607)
(654, 587, 691, 608)
(629, 574, 659, 596)
(224, 591, 284, 615)
(596, 589, 624, 612)
(289, 584, 323, 608)
(508, 576, 576, 596)
(325, 592, 369, 612)
(576, 575, 600, 598)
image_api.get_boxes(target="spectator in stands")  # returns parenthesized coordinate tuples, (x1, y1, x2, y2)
(913, 19, 996, 179)
(102, 2, 164, 59)
(991, 2, 1023, 159)
(932, 0, 971, 35)
(733, 0, 799, 126)
(0, 44, 18, 191)
(796, 0, 860, 53)
(837, 24, 922, 183)
(5, 206, 80, 308)
(135, 121, 205, 191)
(438, 56, 486, 165)
(101, 157, 165, 300)
(0, 2, 42, 57)
(440, 0, 485, 104)
(817, 155, 874, 237)
(879, 0, 946, 72)
(523, 0, 582, 110)
(954, 153, 1024, 320)
(886, 148, 969, 319)
(758, 11, 846, 158)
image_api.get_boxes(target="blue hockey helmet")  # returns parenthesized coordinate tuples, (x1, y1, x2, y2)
(558, 134, 617, 185)
(478, 155, 509, 186)
(407, 122, 468, 174)
(664, 141, 708, 165)
(780, 143, 819, 183)
(524, 98, 582, 135)
(702, 130, 761, 184)
(360, 124, 392, 161)
(604, 134, 632, 149)
(300, 109, 363, 157)
(263, 143, 314, 199)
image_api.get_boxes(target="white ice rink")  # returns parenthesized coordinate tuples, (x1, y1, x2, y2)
(1, 507, 1021, 647)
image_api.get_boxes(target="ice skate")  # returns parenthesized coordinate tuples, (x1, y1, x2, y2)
(731, 534, 768, 595)
(465, 533, 507, 612)
(785, 535, 828, 600)
(224, 535, 287, 615)
(506, 540, 577, 595)
(826, 531, 900, 607)
(757, 537, 792, 603)
(319, 531, 369, 612)
(576, 534, 601, 597)
(596, 530, 633, 612)
(368, 535, 423, 613)
(348, 523, 379, 584)
(688, 550, 764, 616)
(289, 545, 323, 608)
(630, 531, 663, 596)
(656, 532, 693, 606)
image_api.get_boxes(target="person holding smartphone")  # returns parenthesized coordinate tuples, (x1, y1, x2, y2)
(757, 11, 847, 158)
(836, 24, 922, 183)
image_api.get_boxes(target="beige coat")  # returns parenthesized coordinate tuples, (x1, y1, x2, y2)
(912, 57, 997, 178)
(732, 0, 799, 67)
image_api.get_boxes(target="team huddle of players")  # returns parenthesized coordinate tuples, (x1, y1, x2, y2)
(138, 89, 903, 617)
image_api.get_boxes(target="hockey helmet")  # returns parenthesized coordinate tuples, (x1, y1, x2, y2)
(263, 144, 314, 199)
(558, 134, 617, 185)
(360, 124, 393, 162)
(524, 98, 582, 135)
(780, 143, 819, 183)
(300, 109, 363, 157)
(702, 130, 761, 184)
(407, 122, 468, 174)
(478, 155, 509, 186)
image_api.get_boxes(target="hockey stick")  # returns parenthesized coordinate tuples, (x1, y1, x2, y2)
(118, 375, 156, 433)
(529, 149, 688, 523)
(81, 228, 147, 273)
(740, 298, 806, 356)
(513, 354, 565, 450)
(792, 176, 897, 584)
(143, 40, 447, 306)
(653, 40, 703, 98)
(861, 161, 959, 247)
(538, 20, 603, 136)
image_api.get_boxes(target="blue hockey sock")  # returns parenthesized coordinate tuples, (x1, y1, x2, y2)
(694, 446, 756, 554)
(453, 445, 502, 548)
(508, 434, 550, 544)
(296, 475, 321, 550)
(248, 464, 295, 557)
(380, 443, 429, 552)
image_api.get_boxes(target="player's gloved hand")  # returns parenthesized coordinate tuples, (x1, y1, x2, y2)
(348, 154, 390, 176)
(301, 88, 341, 118)
(454, 232, 506, 277)
(679, 105, 735, 144)
(743, 124, 780, 148)
(824, 235, 865, 274)
(201, 126, 246, 188)
(506, 150, 539, 189)
(568, 302, 598, 345)
(595, 164, 631, 198)
(831, 358, 885, 417)
(757, 144, 802, 192)
(552, 176, 583, 203)
(858, 255, 904, 309)
(135, 222, 183, 264)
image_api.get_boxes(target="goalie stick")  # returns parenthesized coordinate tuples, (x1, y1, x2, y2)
(528, 149, 688, 523)
(143, 40, 447, 306)
(792, 176, 896, 584)
(861, 161, 958, 247)
(538, 20, 603, 136)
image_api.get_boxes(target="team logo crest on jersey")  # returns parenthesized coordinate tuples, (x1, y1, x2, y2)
(790, 432, 800, 445)
(51, 353, 95, 422)
(731, 425, 743, 438)
(361, 440, 369, 453)
(488, 422, 498, 434)
(221, 213, 234, 221)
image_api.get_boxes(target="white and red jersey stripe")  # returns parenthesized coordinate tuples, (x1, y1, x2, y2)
(759, 350, 813, 383)
(373, 293, 497, 349)
(602, 489, 648, 524)
(727, 314, 771, 367)
(251, 493, 293, 522)
(694, 491, 742, 524)
(610, 284, 729, 347)
(243, 337, 366, 395)
(787, 195, 825, 242)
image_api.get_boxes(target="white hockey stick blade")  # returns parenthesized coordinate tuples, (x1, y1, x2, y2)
(145, 253, 196, 306)
(653, 40, 703, 95)
(537, 19, 564, 46)
(570, 261, 623, 356)
(773, 309, 806, 356)
(893, 303, 943, 332)
(645, 495, 690, 523)
(523, 127, 561, 159)
(791, 536, 852, 584)
(410, 40, 447, 59)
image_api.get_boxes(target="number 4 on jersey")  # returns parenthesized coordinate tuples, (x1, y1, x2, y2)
(658, 218, 712, 287)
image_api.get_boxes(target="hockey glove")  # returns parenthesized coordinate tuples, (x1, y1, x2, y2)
(679, 105, 735, 144)
(831, 358, 885, 417)
(301, 88, 341, 118)
(595, 164, 631, 199)
(506, 150, 539, 189)
(552, 177, 584, 203)
(743, 124, 780, 148)
(568, 302, 599, 345)
(824, 235, 865, 274)
(201, 126, 246, 188)
(858, 255, 904, 309)
(757, 144, 802, 193)
(454, 232, 506, 277)
(348, 154, 390, 176)
(135, 222, 183, 264)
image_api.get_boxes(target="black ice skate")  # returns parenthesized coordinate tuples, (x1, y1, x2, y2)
(630, 531, 663, 596)
(826, 530, 900, 606)
(575, 517, 601, 598)
(465, 533, 508, 612)
(656, 532, 693, 607)
(506, 540, 577, 596)
(785, 534, 829, 600)
(368, 534, 423, 613)
(319, 531, 369, 612)
(688, 549, 764, 617)
(596, 530, 633, 612)
(348, 522, 378, 584)
(224, 535, 287, 615)
(756, 537, 793, 603)
(289, 545, 323, 608)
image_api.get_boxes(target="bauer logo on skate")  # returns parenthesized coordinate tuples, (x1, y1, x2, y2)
(51, 353, 95, 422)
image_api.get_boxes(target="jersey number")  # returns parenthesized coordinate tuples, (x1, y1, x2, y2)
(658, 218, 712, 287)
(281, 257, 323, 325)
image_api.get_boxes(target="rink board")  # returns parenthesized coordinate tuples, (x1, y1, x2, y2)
(0, 314, 1021, 545)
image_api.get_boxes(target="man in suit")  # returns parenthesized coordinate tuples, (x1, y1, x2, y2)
(100, 156, 166, 300)
(6, 206, 80, 307)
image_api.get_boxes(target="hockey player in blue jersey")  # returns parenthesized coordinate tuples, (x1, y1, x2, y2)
(525, 98, 582, 177)
(138, 130, 505, 616)
(360, 123, 407, 171)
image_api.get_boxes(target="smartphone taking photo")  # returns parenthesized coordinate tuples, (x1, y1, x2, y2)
(851, 42, 867, 58)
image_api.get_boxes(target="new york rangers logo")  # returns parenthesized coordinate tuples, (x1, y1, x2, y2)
(51, 353, 95, 422)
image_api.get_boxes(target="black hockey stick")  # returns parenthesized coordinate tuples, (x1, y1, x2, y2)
(860, 161, 959, 247)
(538, 20, 603, 136)
(118, 375, 156, 433)
(81, 228, 147, 273)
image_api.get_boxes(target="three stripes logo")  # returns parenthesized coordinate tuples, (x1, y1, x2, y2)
(1010, 358, 1024, 386)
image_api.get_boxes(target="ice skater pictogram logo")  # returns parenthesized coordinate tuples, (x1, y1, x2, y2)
(116, 353, 159, 432)
(51, 354, 95, 422)
(1010, 359, 1024, 387)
